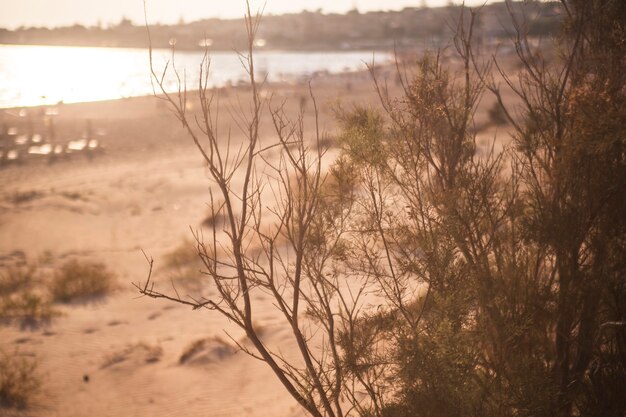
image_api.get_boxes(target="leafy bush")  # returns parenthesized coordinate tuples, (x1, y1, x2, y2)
(0, 350, 41, 409)
(51, 259, 115, 303)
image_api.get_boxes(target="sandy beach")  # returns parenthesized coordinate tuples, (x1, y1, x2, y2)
(0, 69, 387, 417)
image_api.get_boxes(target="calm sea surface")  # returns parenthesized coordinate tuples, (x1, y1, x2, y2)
(0, 44, 391, 109)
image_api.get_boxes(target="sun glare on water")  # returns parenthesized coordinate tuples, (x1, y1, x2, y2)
(0, 44, 152, 108)
(0, 44, 388, 109)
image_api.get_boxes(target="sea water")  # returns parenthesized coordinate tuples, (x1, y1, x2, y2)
(0, 44, 390, 108)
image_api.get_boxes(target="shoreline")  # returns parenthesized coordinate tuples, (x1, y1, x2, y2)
(0, 45, 395, 110)
(0, 41, 398, 54)
(0, 60, 394, 111)
(0, 67, 391, 171)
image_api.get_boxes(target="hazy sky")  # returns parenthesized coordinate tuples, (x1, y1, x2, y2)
(1, 0, 494, 29)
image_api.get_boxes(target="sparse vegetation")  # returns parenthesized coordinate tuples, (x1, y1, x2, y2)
(163, 240, 205, 291)
(51, 259, 115, 303)
(0, 292, 56, 328)
(163, 240, 199, 269)
(0, 350, 41, 410)
(138, 1, 626, 416)
(0, 266, 35, 297)
(60, 191, 84, 201)
(100, 342, 162, 369)
(487, 99, 507, 126)
(0, 266, 55, 327)
(179, 337, 235, 365)
(201, 210, 227, 229)
(9, 190, 44, 205)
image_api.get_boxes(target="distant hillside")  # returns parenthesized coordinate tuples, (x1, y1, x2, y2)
(0, 2, 562, 51)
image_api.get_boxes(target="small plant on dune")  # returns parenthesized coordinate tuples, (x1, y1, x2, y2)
(0, 292, 56, 327)
(163, 240, 200, 271)
(51, 259, 115, 303)
(0, 350, 41, 410)
(9, 190, 44, 206)
(163, 240, 205, 291)
(100, 342, 163, 369)
(178, 336, 235, 365)
(201, 210, 228, 229)
(487, 99, 507, 126)
(0, 266, 55, 327)
(0, 266, 35, 298)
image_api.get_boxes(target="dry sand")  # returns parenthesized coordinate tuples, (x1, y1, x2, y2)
(0, 62, 516, 417)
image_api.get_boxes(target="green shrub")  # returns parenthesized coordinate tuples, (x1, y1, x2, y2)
(51, 259, 115, 303)
(0, 350, 41, 409)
